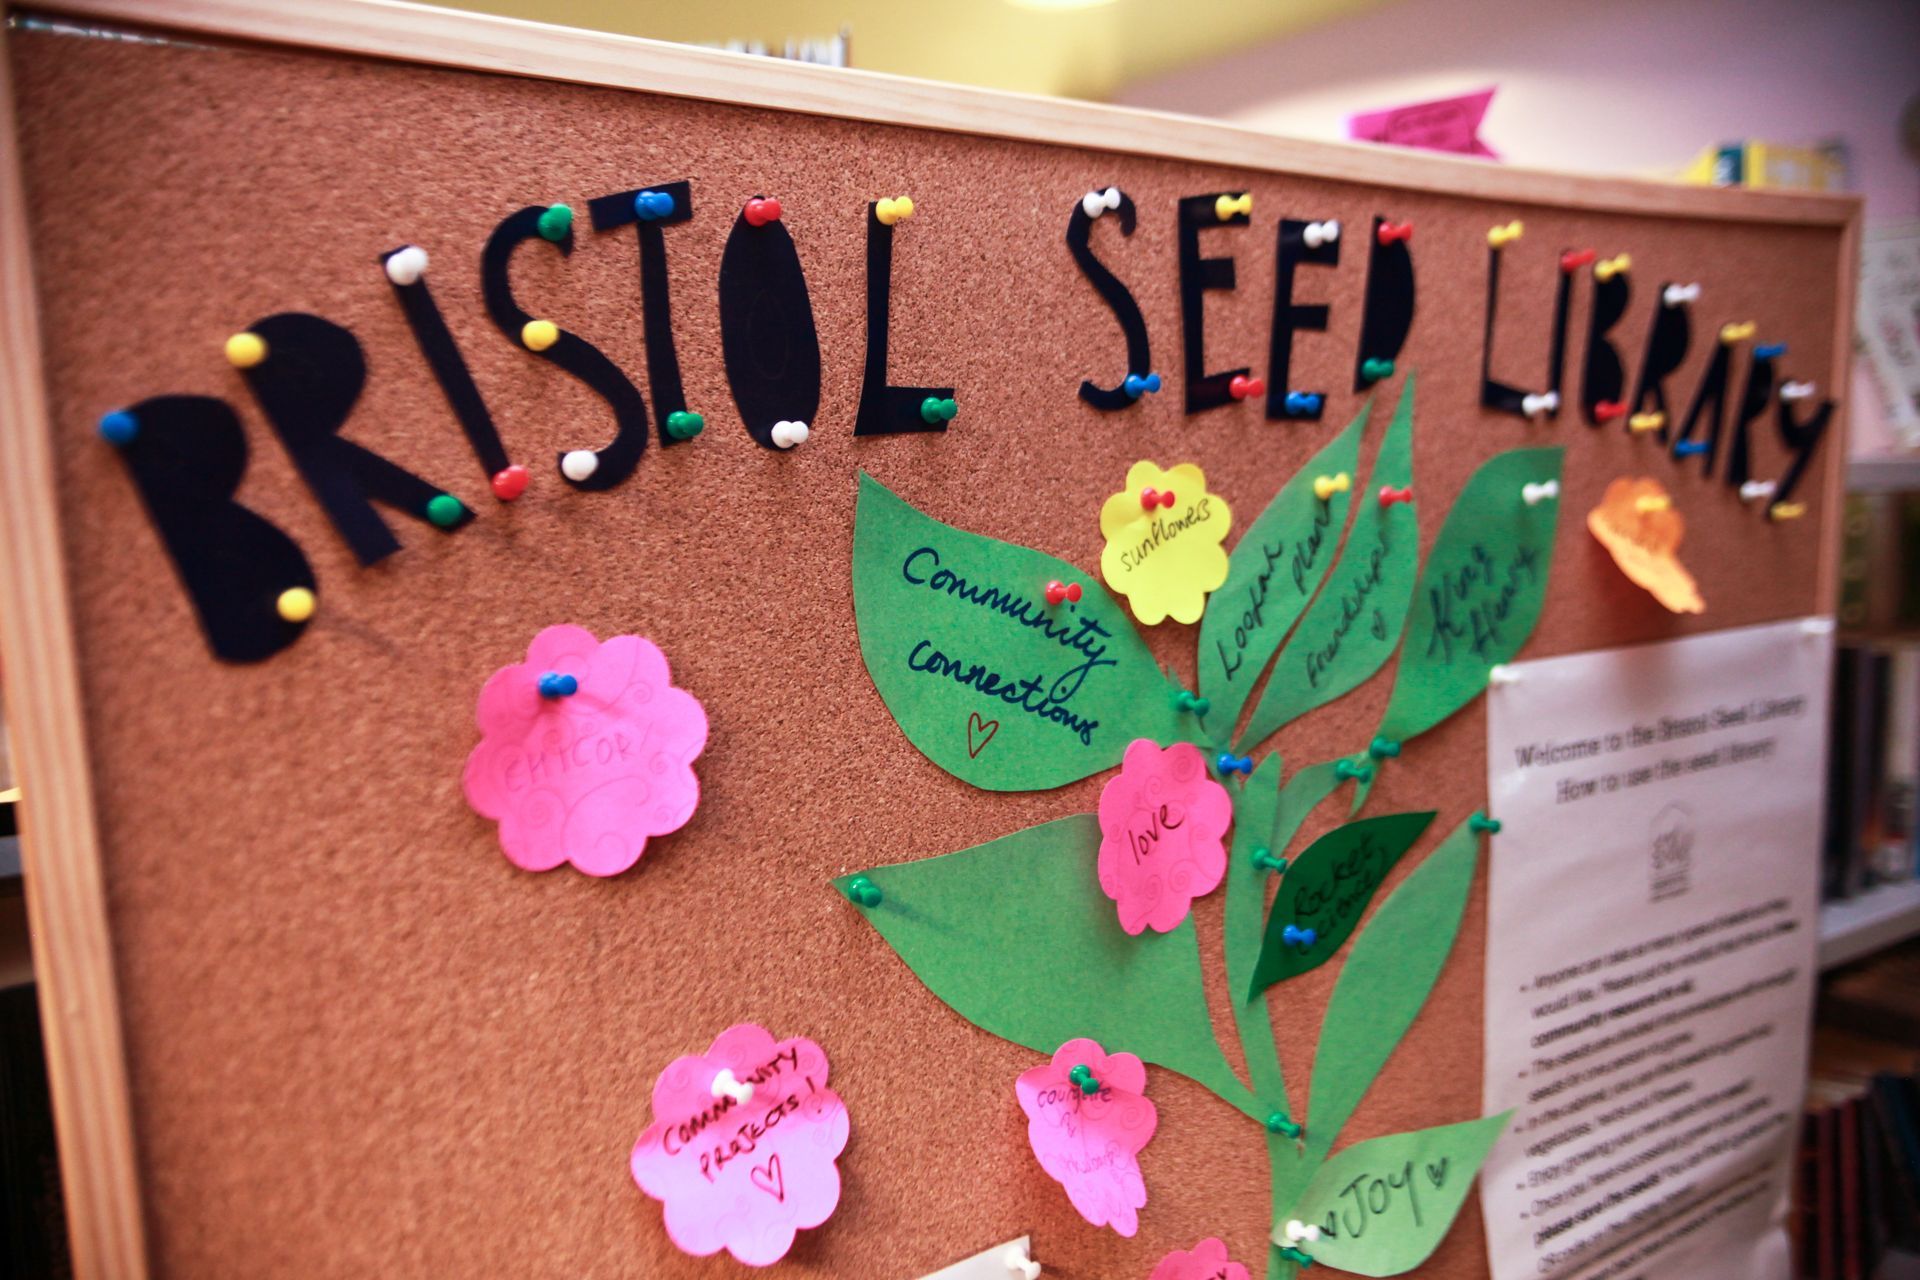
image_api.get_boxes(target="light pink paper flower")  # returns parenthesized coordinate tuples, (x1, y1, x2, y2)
(630, 1023, 849, 1267)
(1097, 739, 1233, 934)
(1151, 1236, 1253, 1280)
(462, 624, 707, 876)
(1015, 1038, 1157, 1236)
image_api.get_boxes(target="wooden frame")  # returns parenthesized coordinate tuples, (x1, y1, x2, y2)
(0, 2, 1859, 1275)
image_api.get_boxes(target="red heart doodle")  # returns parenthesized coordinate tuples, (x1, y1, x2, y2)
(967, 712, 1000, 759)
(750, 1152, 785, 1201)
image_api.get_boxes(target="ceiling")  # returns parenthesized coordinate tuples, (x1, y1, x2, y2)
(429, 0, 1390, 100)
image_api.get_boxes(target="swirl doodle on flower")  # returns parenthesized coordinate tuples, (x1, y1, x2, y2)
(1015, 1037, 1158, 1236)
(462, 624, 708, 876)
(629, 1023, 849, 1267)
(1099, 460, 1232, 625)
(1098, 740, 1233, 935)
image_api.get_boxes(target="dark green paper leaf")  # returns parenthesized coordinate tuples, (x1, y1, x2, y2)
(833, 815, 1256, 1115)
(853, 473, 1183, 791)
(1279, 1111, 1514, 1276)
(1240, 376, 1420, 751)
(1197, 402, 1370, 737)
(1249, 810, 1436, 997)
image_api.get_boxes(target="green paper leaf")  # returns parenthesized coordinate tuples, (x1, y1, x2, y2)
(1240, 376, 1420, 751)
(833, 814, 1257, 1115)
(1305, 815, 1483, 1159)
(853, 473, 1183, 791)
(1249, 811, 1436, 997)
(1197, 402, 1370, 737)
(1224, 755, 1287, 1102)
(1374, 447, 1563, 747)
(1279, 1111, 1514, 1276)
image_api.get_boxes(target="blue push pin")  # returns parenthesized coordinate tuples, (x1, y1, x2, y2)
(537, 671, 579, 699)
(1281, 924, 1317, 949)
(99, 410, 138, 446)
(1123, 371, 1162, 399)
(1283, 391, 1323, 415)
(1674, 440, 1708, 457)
(634, 189, 676, 221)
(1216, 753, 1253, 777)
(1754, 342, 1787, 360)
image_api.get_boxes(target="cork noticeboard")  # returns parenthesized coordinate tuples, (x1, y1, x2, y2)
(0, 3, 1857, 1277)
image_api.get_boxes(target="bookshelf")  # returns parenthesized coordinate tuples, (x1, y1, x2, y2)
(1818, 878, 1920, 970)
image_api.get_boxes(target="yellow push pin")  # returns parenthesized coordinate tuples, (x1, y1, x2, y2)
(1214, 192, 1252, 221)
(1719, 321, 1756, 345)
(1769, 501, 1807, 521)
(875, 195, 915, 226)
(225, 331, 268, 368)
(276, 586, 316, 623)
(1635, 494, 1672, 514)
(521, 319, 559, 352)
(1593, 254, 1631, 282)
(1313, 472, 1352, 501)
(1628, 412, 1665, 433)
(1486, 220, 1524, 248)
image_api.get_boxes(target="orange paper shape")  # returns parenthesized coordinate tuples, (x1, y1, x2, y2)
(1587, 478, 1704, 614)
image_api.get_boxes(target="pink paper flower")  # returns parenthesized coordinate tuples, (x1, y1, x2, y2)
(462, 624, 708, 876)
(1015, 1038, 1157, 1236)
(1097, 739, 1233, 934)
(630, 1023, 849, 1267)
(1151, 1236, 1253, 1280)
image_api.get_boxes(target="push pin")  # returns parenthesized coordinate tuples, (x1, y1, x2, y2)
(1628, 411, 1665, 433)
(1215, 192, 1252, 221)
(920, 396, 958, 425)
(665, 410, 705, 440)
(1486, 219, 1524, 248)
(1360, 357, 1395, 384)
(1252, 847, 1289, 873)
(1068, 1063, 1100, 1095)
(843, 875, 882, 908)
(1313, 472, 1351, 501)
(1521, 391, 1559, 419)
(770, 421, 809, 449)
(1002, 1242, 1042, 1280)
(1522, 479, 1559, 506)
(538, 671, 579, 699)
(1277, 1246, 1316, 1268)
(633, 189, 676, 221)
(1332, 758, 1373, 782)
(1769, 501, 1807, 521)
(521, 318, 560, 351)
(710, 1068, 755, 1106)
(1662, 282, 1701, 307)
(1673, 440, 1708, 457)
(560, 450, 599, 482)
(1754, 342, 1787, 360)
(1739, 480, 1777, 502)
(1368, 736, 1401, 760)
(1780, 380, 1816, 402)
(275, 586, 316, 624)
(1081, 187, 1122, 219)
(1284, 1221, 1323, 1245)
(383, 245, 429, 286)
(1281, 924, 1317, 948)
(1376, 221, 1413, 245)
(98, 409, 138, 445)
(225, 331, 268, 368)
(1283, 391, 1324, 415)
(425, 493, 465, 528)
(1635, 494, 1672, 514)
(875, 195, 915, 226)
(490, 465, 530, 501)
(1139, 487, 1177, 510)
(1172, 689, 1211, 716)
(1229, 374, 1266, 400)
(1044, 580, 1083, 606)
(743, 196, 783, 227)
(1123, 372, 1162, 398)
(1559, 248, 1597, 273)
(1378, 485, 1414, 507)
(1594, 400, 1627, 423)
(1302, 219, 1340, 249)
(536, 204, 573, 241)
(1265, 1112, 1304, 1139)
(1718, 321, 1756, 344)
(1469, 811, 1502, 834)
(1593, 254, 1631, 282)
(1217, 753, 1253, 777)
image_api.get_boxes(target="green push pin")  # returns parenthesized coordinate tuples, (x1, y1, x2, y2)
(1265, 1111, 1304, 1139)
(1278, 1246, 1315, 1268)
(1170, 689, 1212, 716)
(1333, 758, 1373, 783)
(425, 493, 465, 528)
(665, 410, 705, 441)
(1469, 812, 1502, 835)
(537, 203, 573, 242)
(919, 396, 958, 425)
(1367, 736, 1401, 760)
(843, 875, 882, 908)
(1068, 1063, 1100, 1095)
(1251, 847, 1288, 873)
(1361, 357, 1395, 383)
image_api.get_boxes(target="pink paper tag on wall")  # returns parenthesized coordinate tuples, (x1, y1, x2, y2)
(1348, 87, 1499, 158)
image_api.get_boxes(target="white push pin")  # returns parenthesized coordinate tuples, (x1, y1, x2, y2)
(384, 245, 429, 286)
(1662, 282, 1701, 307)
(1284, 1220, 1323, 1244)
(710, 1068, 755, 1106)
(1080, 187, 1121, 219)
(1488, 664, 1522, 686)
(1802, 616, 1836, 637)
(1521, 391, 1559, 419)
(770, 421, 810, 449)
(1780, 380, 1817, 401)
(560, 449, 599, 482)
(1739, 480, 1777, 502)
(1522, 479, 1559, 506)
(1303, 219, 1341, 249)
(1002, 1241, 1042, 1279)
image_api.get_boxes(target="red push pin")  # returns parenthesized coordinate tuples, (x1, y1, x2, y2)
(491, 464, 530, 501)
(1377, 221, 1414, 245)
(1228, 374, 1266, 400)
(1378, 485, 1413, 507)
(743, 196, 783, 227)
(1139, 488, 1176, 509)
(1560, 248, 1597, 273)
(1594, 400, 1627, 422)
(1044, 580, 1083, 606)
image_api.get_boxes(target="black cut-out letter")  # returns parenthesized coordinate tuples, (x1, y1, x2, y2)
(1724, 348, 1775, 490)
(1067, 191, 1151, 412)
(108, 394, 315, 663)
(1352, 216, 1415, 392)
(1480, 244, 1557, 418)
(854, 202, 954, 435)
(1670, 341, 1732, 474)
(1177, 193, 1251, 413)
(587, 181, 698, 447)
(482, 205, 651, 488)
(717, 199, 823, 447)
(381, 246, 510, 478)
(240, 313, 472, 566)
(1268, 219, 1338, 421)
(1627, 286, 1692, 437)
(1580, 268, 1630, 424)
(1770, 383, 1834, 510)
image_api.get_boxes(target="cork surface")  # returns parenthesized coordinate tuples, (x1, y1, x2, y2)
(11, 26, 1843, 1279)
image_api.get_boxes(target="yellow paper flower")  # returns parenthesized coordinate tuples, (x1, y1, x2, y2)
(1099, 461, 1232, 625)
(1587, 477, 1704, 614)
